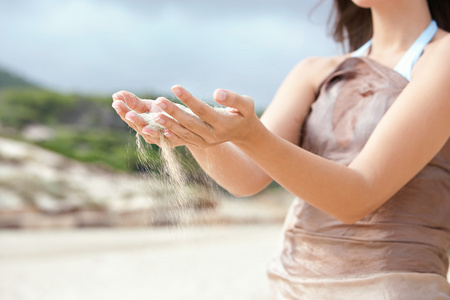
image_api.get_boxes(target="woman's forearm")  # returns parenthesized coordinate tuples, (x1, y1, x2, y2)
(187, 142, 272, 197)
(233, 122, 371, 223)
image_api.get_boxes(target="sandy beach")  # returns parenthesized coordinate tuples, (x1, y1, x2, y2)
(0, 224, 284, 300)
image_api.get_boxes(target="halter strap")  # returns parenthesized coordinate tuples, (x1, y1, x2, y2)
(394, 20, 437, 81)
(351, 39, 372, 58)
(351, 20, 438, 81)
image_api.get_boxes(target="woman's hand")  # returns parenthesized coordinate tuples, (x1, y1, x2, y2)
(112, 90, 189, 147)
(111, 90, 160, 145)
(153, 85, 263, 148)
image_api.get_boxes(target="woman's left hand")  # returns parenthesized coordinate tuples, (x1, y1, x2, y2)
(154, 85, 263, 148)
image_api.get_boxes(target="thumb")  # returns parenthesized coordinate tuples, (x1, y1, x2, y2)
(213, 89, 254, 117)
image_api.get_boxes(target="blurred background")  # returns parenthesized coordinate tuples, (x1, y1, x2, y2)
(0, 0, 340, 299)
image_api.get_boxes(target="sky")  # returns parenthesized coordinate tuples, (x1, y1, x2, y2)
(0, 0, 341, 109)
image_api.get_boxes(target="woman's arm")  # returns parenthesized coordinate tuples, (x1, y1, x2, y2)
(157, 40, 450, 224)
(113, 57, 335, 196)
(182, 57, 335, 196)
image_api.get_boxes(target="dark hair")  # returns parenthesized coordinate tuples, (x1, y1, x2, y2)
(329, 0, 450, 52)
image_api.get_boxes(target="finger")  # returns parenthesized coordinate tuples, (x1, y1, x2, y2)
(112, 96, 162, 135)
(141, 125, 160, 138)
(137, 124, 165, 145)
(162, 129, 215, 149)
(112, 100, 141, 132)
(112, 90, 154, 113)
(161, 129, 185, 147)
(126, 111, 166, 145)
(112, 99, 131, 116)
(112, 98, 165, 146)
(125, 111, 155, 132)
(213, 89, 254, 117)
(140, 133, 162, 147)
(171, 85, 221, 125)
(153, 113, 207, 146)
(154, 97, 214, 137)
(160, 129, 196, 148)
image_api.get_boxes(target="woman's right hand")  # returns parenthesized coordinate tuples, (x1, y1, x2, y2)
(112, 90, 169, 147)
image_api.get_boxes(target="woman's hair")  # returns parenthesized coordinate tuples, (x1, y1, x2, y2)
(329, 0, 450, 52)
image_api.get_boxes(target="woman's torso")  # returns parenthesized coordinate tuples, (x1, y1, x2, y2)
(291, 56, 450, 278)
(271, 22, 450, 280)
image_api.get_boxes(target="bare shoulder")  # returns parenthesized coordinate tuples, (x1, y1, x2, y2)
(415, 30, 450, 76)
(292, 54, 350, 92)
(429, 30, 450, 60)
(262, 54, 349, 143)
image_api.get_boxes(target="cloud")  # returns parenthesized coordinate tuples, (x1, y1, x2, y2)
(0, 0, 339, 108)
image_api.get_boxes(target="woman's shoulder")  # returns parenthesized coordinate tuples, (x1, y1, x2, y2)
(293, 54, 351, 92)
(430, 30, 450, 59)
(414, 29, 450, 77)
(423, 29, 450, 57)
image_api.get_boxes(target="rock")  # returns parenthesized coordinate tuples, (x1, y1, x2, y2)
(21, 124, 56, 142)
(0, 137, 225, 228)
(0, 137, 159, 215)
(0, 187, 24, 211)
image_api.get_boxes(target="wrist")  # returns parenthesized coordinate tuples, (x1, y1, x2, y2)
(233, 115, 268, 148)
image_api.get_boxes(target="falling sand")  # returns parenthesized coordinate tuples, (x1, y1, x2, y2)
(134, 104, 227, 226)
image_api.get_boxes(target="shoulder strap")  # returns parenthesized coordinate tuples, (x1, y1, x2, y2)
(352, 39, 373, 57)
(394, 20, 438, 81)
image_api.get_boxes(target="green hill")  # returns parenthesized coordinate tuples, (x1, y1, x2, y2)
(0, 67, 202, 176)
(0, 67, 37, 89)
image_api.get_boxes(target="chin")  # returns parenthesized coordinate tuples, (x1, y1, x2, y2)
(351, 0, 376, 8)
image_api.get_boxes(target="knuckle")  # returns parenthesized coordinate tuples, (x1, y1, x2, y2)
(183, 115, 197, 129)
(164, 104, 175, 115)
(194, 105, 207, 118)
(161, 118, 172, 129)
(204, 135, 218, 144)
(242, 95, 253, 102)
(242, 95, 255, 112)
(228, 94, 237, 107)
(181, 131, 193, 141)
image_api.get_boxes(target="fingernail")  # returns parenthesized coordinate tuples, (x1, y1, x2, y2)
(215, 90, 227, 102)
(155, 99, 167, 110)
(154, 115, 165, 124)
(112, 101, 122, 111)
(125, 111, 137, 123)
(142, 126, 155, 136)
(172, 87, 182, 97)
(164, 130, 173, 138)
(112, 93, 123, 101)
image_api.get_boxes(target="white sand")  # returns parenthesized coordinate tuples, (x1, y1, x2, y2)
(138, 104, 227, 132)
(0, 225, 283, 300)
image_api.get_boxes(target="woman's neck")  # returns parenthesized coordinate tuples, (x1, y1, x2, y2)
(370, 0, 432, 55)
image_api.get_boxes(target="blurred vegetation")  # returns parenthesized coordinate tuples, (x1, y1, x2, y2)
(0, 87, 138, 172)
(0, 69, 38, 89)
(0, 67, 263, 178)
(0, 71, 173, 173)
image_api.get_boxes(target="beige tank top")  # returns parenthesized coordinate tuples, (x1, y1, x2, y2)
(276, 56, 450, 279)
